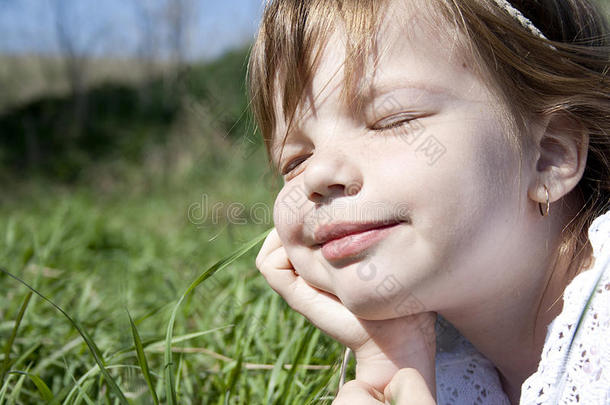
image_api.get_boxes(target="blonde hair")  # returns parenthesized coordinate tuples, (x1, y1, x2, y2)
(247, 0, 610, 284)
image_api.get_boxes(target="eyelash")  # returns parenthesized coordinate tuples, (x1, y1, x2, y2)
(280, 116, 417, 177)
(371, 115, 416, 131)
(282, 154, 311, 176)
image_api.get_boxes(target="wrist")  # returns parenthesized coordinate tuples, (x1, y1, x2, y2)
(354, 335, 436, 394)
(354, 352, 402, 393)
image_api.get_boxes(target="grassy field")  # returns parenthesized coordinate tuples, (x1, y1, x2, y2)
(2, 2, 609, 402)
(0, 156, 347, 404)
(0, 50, 348, 403)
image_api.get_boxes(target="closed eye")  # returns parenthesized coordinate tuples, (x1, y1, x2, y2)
(370, 114, 417, 131)
(281, 154, 311, 176)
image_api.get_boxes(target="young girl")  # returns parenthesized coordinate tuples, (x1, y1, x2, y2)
(250, 0, 610, 403)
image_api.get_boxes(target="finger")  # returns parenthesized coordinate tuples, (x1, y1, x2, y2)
(254, 230, 368, 348)
(259, 245, 293, 271)
(258, 249, 300, 294)
(383, 368, 436, 405)
(255, 228, 282, 269)
(284, 277, 370, 345)
(257, 248, 365, 344)
(333, 380, 384, 404)
(257, 246, 316, 305)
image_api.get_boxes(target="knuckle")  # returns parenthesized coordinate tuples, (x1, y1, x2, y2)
(390, 367, 424, 390)
(396, 367, 420, 379)
(255, 248, 269, 271)
(386, 367, 434, 404)
(255, 253, 264, 270)
(342, 380, 362, 390)
(333, 380, 374, 403)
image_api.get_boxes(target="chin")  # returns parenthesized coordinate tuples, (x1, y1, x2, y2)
(341, 296, 397, 321)
(341, 285, 431, 320)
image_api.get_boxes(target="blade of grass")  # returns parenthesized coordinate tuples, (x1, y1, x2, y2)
(1, 292, 33, 383)
(264, 318, 304, 405)
(77, 381, 97, 405)
(7, 343, 40, 378)
(7, 371, 53, 402)
(223, 298, 263, 403)
(33, 338, 81, 374)
(150, 328, 233, 350)
(0, 372, 14, 405)
(273, 324, 316, 405)
(135, 302, 173, 326)
(29, 373, 54, 403)
(0, 267, 129, 405)
(301, 363, 340, 405)
(163, 228, 271, 405)
(174, 354, 183, 398)
(67, 370, 95, 405)
(62, 364, 140, 405)
(6, 367, 27, 405)
(109, 326, 232, 361)
(127, 310, 159, 405)
(224, 349, 244, 401)
(60, 330, 243, 400)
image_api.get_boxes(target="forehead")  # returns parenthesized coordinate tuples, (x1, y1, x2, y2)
(268, 0, 474, 162)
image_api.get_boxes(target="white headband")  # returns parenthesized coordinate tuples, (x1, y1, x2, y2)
(491, 0, 549, 41)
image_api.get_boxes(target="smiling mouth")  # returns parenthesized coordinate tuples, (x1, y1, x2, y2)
(316, 222, 402, 262)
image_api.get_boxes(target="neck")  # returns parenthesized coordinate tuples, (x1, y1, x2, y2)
(441, 206, 592, 405)
(444, 268, 565, 404)
(443, 285, 556, 403)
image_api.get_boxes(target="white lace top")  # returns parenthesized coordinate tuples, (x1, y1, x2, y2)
(434, 210, 610, 405)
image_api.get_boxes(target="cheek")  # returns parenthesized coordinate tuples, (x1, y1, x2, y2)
(273, 187, 301, 246)
(272, 185, 317, 273)
(272, 190, 304, 270)
(272, 185, 336, 292)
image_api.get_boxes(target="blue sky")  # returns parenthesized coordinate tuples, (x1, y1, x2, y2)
(0, 0, 264, 60)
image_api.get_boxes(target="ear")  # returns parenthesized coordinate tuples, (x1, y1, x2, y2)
(527, 113, 589, 206)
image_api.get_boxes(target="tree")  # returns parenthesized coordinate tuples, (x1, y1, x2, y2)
(50, 0, 107, 138)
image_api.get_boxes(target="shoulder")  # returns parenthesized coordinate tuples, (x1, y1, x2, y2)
(521, 209, 610, 404)
(589, 209, 610, 262)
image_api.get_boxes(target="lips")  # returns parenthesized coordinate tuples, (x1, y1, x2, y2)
(314, 221, 402, 261)
(314, 221, 399, 245)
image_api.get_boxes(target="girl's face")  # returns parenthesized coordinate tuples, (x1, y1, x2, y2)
(270, 5, 542, 320)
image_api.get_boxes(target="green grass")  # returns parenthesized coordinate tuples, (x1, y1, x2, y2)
(0, 144, 348, 403)
(6, 4, 607, 401)
(0, 54, 349, 404)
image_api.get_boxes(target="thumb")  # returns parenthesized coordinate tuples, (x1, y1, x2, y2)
(333, 380, 385, 404)
(383, 368, 436, 405)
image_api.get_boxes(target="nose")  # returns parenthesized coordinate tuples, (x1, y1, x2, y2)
(303, 151, 363, 203)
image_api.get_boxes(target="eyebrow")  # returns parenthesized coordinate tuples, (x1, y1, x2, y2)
(357, 79, 453, 107)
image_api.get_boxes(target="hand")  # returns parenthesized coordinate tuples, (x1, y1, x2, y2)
(256, 229, 437, 393)
(333, 368, 436, 405)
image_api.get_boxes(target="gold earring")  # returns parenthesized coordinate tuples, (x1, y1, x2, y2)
(539, 185, 550, 217)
